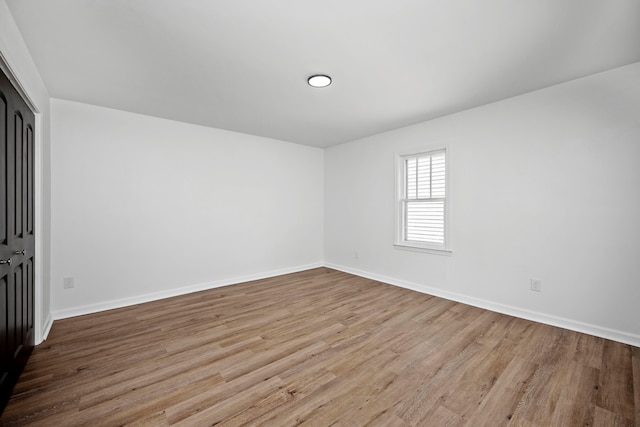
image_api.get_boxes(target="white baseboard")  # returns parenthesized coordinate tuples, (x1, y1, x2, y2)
(38, 312, 54, 343)
(51, 262, 324, 321)
(325, 263, 640, 348)
(47, 260, 640, 347)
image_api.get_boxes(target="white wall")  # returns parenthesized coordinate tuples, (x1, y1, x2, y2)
(0, 0, 52, 343)
(6, 0, 640, 346)
(50, 99, 324, 317)
(325, 62, 640, 346)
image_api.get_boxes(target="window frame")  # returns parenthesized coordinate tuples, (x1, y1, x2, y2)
(394, 146, 452, 255)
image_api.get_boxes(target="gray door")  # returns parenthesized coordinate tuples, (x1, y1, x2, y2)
(0, 67, 35, 413)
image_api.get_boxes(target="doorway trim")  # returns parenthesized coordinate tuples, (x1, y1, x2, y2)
(0, 50, 47, 344)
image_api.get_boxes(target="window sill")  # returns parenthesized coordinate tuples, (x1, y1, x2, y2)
(393, 244, 453, 256)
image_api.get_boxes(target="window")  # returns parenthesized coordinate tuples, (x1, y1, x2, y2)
(396, 148, 450, 253)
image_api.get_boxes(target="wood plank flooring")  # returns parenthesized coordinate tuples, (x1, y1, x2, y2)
(1, 268, 638, 426)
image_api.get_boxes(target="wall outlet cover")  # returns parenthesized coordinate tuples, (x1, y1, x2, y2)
(530, 278, 542, 292)
(63, 277, 75, 289)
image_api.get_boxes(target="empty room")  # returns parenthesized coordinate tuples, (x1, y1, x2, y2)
(1, 0, 639, 425)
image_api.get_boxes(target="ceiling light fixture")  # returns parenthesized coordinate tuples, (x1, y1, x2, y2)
(308, 74, 332, 88)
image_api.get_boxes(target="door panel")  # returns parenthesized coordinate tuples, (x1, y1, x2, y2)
(14, 113, 22, 239)
(0, 95, 5, 245)
(26, 259, 33, 332)
(0, 277, 7, 391)
(0, 67, 35, 414)
(13, 267, 22, 359)
(27, 126, 33, 235)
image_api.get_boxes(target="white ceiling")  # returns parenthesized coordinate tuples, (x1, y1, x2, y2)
(6, 0, 640, 148)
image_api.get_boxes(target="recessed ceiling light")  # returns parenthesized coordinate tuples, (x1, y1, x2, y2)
(308, 74, 332, 88)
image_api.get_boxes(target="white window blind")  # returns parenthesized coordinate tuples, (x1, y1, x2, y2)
(398, 149, 447, 249)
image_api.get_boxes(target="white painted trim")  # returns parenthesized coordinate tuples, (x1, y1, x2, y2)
(393, 244, 452, 256)
(47, 260, 640, 347)
(33, 112, 44, 344)
(325, 262, 640, 348)
(52, 262, 324, 320)
(41, 312, 53, 341)
(0, 50, 39, 113)
(394, 145, 451, 253)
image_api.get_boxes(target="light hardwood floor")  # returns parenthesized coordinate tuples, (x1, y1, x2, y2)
(1, 268, 638, 426)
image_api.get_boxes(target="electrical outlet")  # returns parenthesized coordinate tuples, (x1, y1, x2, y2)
(530, 278, 542, 292)
(63, 277, 75, 289)
(354, 251, 359, 260)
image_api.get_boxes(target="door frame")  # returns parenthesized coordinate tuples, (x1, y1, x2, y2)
(0, 52, 46, 345)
